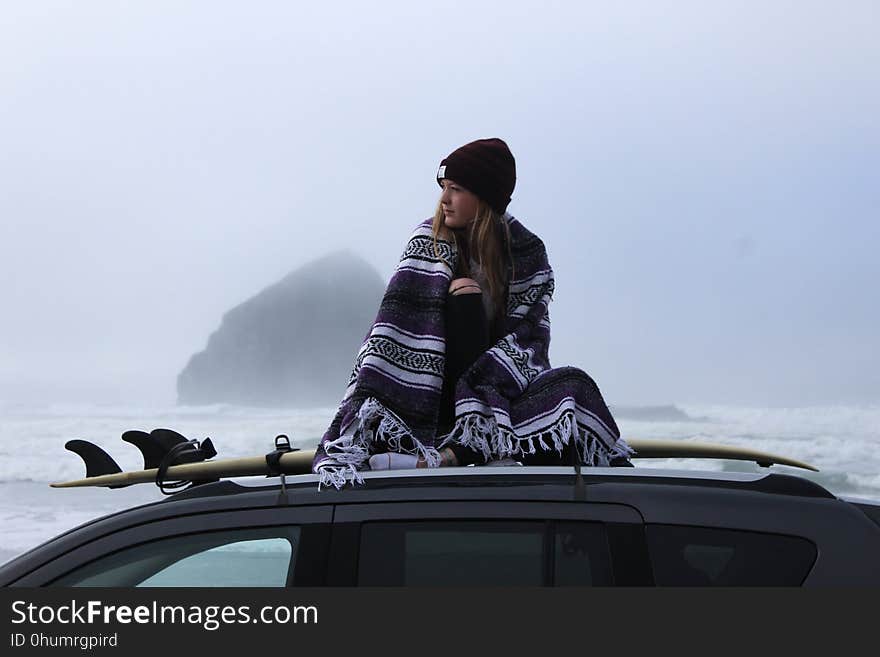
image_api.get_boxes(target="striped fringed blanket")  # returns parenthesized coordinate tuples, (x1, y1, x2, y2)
(312, 213, 632, 489)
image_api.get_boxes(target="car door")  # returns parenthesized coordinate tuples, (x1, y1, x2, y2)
(11, 505, 332, 587)
(326, 500, 651, 586)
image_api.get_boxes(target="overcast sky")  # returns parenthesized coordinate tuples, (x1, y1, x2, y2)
(1, 1, 877, 408)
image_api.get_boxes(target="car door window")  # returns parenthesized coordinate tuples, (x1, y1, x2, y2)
(53, 526, 300, 587)
(357, 520, 613, 586)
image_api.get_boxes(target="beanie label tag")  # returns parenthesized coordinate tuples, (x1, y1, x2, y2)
(437, 165, 446, 179)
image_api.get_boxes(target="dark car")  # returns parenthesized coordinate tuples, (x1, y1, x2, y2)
(2, 463, 879, 587)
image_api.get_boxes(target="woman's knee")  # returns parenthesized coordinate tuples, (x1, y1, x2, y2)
(449, 277, 482, 295)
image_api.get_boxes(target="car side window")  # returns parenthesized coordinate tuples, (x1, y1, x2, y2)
(646, 524, 817, 586)
(357, 520, 613, 586)
(53, 526, 300, 587)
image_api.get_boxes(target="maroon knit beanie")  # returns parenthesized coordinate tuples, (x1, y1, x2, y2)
(436, 137, 516, 214)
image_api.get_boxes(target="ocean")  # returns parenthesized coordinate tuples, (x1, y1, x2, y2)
(1, 401, 878, 566)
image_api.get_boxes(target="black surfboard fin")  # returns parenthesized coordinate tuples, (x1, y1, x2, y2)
(122, 430, 167, 470)
(122, 428, 216, 472)
(152, 429, 216, 464)
(150, 428, 188, 454)
(64, 439, 130, 488)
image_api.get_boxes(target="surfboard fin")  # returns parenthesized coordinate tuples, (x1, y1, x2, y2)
(64, 439, 130, 488)
(121, 430, 167, 470)
(150, 428, 190, 455)
(120, 428, 219, 470)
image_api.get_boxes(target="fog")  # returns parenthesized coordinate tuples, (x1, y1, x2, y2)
(1, 1, 877, 408)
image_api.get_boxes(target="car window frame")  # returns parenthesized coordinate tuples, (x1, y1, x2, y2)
(13, 505, 333, 587)
(328, 500, 650, 586)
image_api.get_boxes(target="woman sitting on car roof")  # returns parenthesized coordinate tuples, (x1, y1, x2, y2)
(312, 137, 632, 489)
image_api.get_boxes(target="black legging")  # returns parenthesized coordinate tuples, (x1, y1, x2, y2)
(438, 292, 490, 466)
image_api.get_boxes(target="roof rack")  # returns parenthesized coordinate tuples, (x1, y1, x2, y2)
(50, 436, 818, 490)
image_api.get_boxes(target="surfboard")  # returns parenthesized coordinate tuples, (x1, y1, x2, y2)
(626, 440, 818, 471)
(50, 439, 817, 489)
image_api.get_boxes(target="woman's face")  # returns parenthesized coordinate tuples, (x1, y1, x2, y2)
(439, 179, 479, 229)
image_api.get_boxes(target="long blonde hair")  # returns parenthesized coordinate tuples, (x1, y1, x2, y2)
(431, 200, 514, 332)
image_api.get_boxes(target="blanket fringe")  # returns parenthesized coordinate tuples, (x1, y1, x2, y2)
(317, 397, 441, 489)
(609, 436, 636, 461)
(317, 464, 364, 490)
(441, 409, 633, 466)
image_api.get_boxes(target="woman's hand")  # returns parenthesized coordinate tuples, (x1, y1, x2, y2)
(449, 277, 482, 296)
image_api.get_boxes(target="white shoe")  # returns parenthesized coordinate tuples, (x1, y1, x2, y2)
(368, 453, 420, 470)
(485, 457, 520, 467)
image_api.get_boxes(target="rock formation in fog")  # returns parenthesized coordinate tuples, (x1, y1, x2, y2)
(177, 250, 385, 408)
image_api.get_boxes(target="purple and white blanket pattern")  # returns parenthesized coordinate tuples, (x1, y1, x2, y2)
(312, 214, 631, 488)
